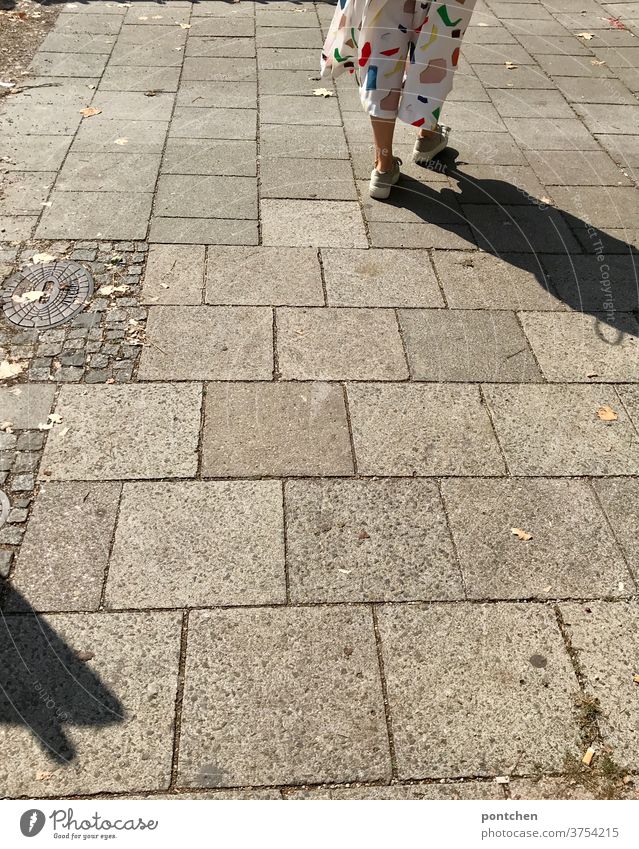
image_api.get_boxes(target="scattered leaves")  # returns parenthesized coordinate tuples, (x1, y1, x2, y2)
(597, 405, 618, 422)
(0, 360, 24, 381)
(313, 87, 334, 97)
(79, 106, 101, 118)
(511, 527, 533, 541)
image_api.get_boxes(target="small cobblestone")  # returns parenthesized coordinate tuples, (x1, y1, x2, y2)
(85, 369, 112, 384)
(58, 366, 85, 381)
(10, 474, 35, 491)
(0, 525, 25, 545)
(16, 432, 45, 451)
(8, 508, 28, 523)
(13, 453, 39, 473)
(0, 550, 12, 578)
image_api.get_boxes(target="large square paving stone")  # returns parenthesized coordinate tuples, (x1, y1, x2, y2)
(286, 479, 462, 603)
(9, 483, 121, 612)
(202, 382, 353, 477)
(106, 481, 285, 608)
(138, 306, 273, 380)
(41, 384, 201, 480)
(0, 611, 181, 797)
(560, 602, 639, 771)
(377, 603, 581, 778)
(178, 607, 391, 787)
(277, 307, 408, 381)
(37, 190, 152, 240)
(484, 384, 639, 476)
(0, 384, 55, 430)
(347, 383, 505, 476)
(441, 478, 631, 600)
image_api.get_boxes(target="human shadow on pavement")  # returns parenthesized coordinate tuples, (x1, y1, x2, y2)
(375, 148, 639, 339)
(0, 582, 124, 764)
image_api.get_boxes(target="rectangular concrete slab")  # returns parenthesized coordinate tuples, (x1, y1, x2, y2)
(138, 306, 273, 380)
(322, 248, 443, 308)
(141, 243, 205, 305)
(41, 383, 202, 480)
(286, 478, 462, 603)
(106, 481, 285, 608)
(277, 307, 408, 381)
(99, 65, 181, 92)
(202, 382, 354, 477)
(9, 483, 121, 612)
(593, 478, 639, 566)
(36, 190, 152, 240)
(169, 107, 257, 140)
(56, 152, 161, 193)
(560, 602, 639, 771)
(205, 246, 324, 306)
(519, 311, 639, 382)
(285, 782, 502, 799)
(260, 157, 357, 201)
(262, 200, 368, 247)
(176, 80, 257, 109)
(155, 175, 257, 220)
(399, 309, 542, 382)
(347, 383, 506, 476)
(178, 606, 391, 786)
(0, 385, 55, 430)
(149, 217, 259, 246)
(0, 611, 181, 796)
(484, 384, 639, 476)
(162, 138, 256, 177)
(441, 478, 632, 600)
(0, 134, 72, 172)
(377, 603, 581, 778)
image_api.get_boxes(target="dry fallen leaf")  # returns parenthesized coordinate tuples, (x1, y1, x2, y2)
(504, 61, 518, 70)
(540, 195, 553, 205)
(597, 405, 618, 422)
(577, 32, 594, 40)
(30, 252, 56, 265)
(178, 22, 191, 28)
(98, 284, 129, 296)
(114, 137, 128, 146)
(511, 527, 533, 541)
(582, 746, 596, 767)
(0, 360, 24, 381)
(633, 674, 639, 684)
(0, 421, 14, 433)
(38, 413, 63, 431)
(79, 106, 101, 118)
(12, 290, 46, 305)
(494, 776, 509, 784)
(313, 87, 334, 97)
(591, 59, 606, 65)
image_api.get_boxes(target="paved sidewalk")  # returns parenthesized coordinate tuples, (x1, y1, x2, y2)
(1, 0, 639, 801)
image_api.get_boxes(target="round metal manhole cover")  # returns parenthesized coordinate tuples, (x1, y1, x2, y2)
(2, 260, 94, 329)
(0, 490, 9, 530)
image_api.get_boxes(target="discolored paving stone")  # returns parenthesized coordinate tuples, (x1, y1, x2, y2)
(106, 481, 285, 608)
(260, 157, 357, 200)
(56, 152, 161, 193)
(138, 306, 273, 381)
(262, 200, 367, 248)
(178, 606, 391, 787)
(141, 243, 205, 305)
(399, 309, 542, 382)
(347, 383, 505, 476)
(461, 204, 581, 254)
(36, 191, 152, 240)
(593, 478, 639, 568)
(0, 611, 181, 797)
(41, 384, 202, 480)
(377, 603, 581, 778)
(205, 246, 324, 306)
(277, 307, 408, 381)
(155, 175, 257, 220)
(202, 382, 353, 477)
(519, 311, 639, 382)
(432, 251, 559, 310)
(322, 248, 442, 308)
(286, 479, 462, 603)
(169, 107, 257, 140)
(286, 782, 501, 799)
(560, 602, 639, 771)
(162, 138, 257, 177)
(9, 483, 121, 612)
(368, 222, 475, 250)
(0, 385, 55, 430)
(483, 384, 639, 476)
(441, 478, 631, 600)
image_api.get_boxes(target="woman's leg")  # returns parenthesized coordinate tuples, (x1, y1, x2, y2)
(371, 116, 397, 172)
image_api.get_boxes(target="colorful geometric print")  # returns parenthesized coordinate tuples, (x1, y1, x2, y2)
(321, 0, 477, 130)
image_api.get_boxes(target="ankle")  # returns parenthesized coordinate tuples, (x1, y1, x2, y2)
(376, 156, 395, 172)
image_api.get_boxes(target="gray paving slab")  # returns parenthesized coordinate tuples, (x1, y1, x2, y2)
(155, 175, 257, 219)
(36, 190, 152, 240)
(483, 384, 639, 476)
(347, 383, 506, 476)
(255, 8, 318, 27)
(176, 80, 257, 109)
(98, 65, 181, 92)
(169, 107, 257, 140)
(149, 217, 259, 245)
(1, 102, 83, 136)
(554, 77, 637, 106)
(106, 481, 285, 608)
(286, 782, 502, 799)
(277, 307, 408, 381)
(0, 134, 71, 172)
(461, 204, 581, 253)
(138, 306, 272, 381)
(0, 172, 56, 217)
(39, 31, 117, 53)
(201, 382, 354, 477)
(186, 36, 256, 58)
(182, 57, 257, 81)
(377, 603, 581, 777)
(286, 478, 462, 603)
(89, 91, 175, 122)
(262, 200, 367, 248)
(141, 243, 205, 305)
(535, 54, 614, 77)
(28, 52, 108, 77)
(432, 251, 559, 310)
(162, 138, 256, 177)
(0, 216, 36, 241)
(189, 16, 255, 37)
(193, 0, 255, 17)
(40, 384, 202, 480)
(560, 602, 639, 771)
(0, 611, 181, 797)
(399, 309, 542, 382)
(56, 152, 161, 193)
(9, 483, 121, 612)
(124, 5, 190, 26)
(368, 222, 476, 250)
(260, 123, 349, 159)
(178, 606, 390, 787)
(0, 385, 55, 430)
(441, 478, 632, 600)
(542, 254, 639, 312)
(524, 150, 630, 186)
(71, 118, 168, 154)
(257, 47, 319, 71)
(260, 157, 357, 200)
(503, 117, 600, 151)
(260, 94, 341, 125)
(55, 12, 123, 34)
(322, 248, 443, 308)
(205, 246, 324, 305)
(488, 89, 574, 119)
(519, 311, 639, 382)
(109, 40, 186, 68)
(593, 477, 639, 568)
(259, 69, 333, 96)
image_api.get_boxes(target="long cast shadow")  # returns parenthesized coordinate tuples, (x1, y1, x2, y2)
(0, 581, 124, 764)
(379, 148, 639, 339)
